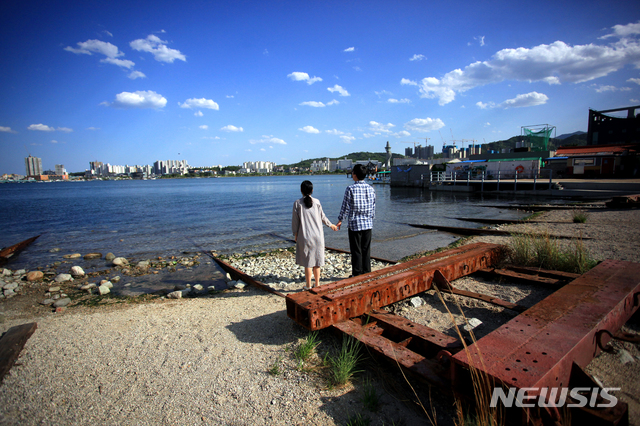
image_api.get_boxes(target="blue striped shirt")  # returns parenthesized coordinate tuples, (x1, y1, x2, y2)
(338, 180, 376, 231)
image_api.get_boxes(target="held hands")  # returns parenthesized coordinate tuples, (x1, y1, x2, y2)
(336, 221, 342, 231)
(330, 224, 338, 231)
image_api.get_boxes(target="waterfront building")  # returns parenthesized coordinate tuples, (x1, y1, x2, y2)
(242, 161, 276, 173)
(336, 158, 352, 171)
(310, 158, 336, 172)
(25, 155, 42, 177)
(587, 105, 640, 145)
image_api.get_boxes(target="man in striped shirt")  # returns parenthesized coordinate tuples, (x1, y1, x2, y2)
(336, 164, 376, 276)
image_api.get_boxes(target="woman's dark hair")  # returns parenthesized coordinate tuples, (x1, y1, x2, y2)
(301, 180, 313, 208)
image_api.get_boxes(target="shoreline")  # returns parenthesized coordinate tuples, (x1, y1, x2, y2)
(0, 207, 639, 425)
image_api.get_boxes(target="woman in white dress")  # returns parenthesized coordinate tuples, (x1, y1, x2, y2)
(292, 180, 337, 290)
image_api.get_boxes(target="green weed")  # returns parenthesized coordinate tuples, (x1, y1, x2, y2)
(295, 331, 320, 363)
(361, 377, 380, 412)
(330, 335, 363, 386)
(572, 210, 589, 223)
(345, 412, 371, 426)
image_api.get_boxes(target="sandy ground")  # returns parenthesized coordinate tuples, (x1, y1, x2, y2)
(0, 205, 639, 425)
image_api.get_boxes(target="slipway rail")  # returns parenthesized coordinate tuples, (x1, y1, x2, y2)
(286, 242, 504, 330)
(283, 244, 639, 425)
(0, 235, 40, 266)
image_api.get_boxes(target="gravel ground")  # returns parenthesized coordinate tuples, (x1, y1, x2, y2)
(0, 205, 639, 425)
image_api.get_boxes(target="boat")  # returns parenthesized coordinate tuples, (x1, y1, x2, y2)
(0, 235, 40, 266)
(367, 170, 390, 184)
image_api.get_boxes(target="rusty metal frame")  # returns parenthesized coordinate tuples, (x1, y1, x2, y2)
(286, 242, 504, 330)
(451, 259, 640, 425)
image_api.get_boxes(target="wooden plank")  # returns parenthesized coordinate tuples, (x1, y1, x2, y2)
(0, 322, 37, 384)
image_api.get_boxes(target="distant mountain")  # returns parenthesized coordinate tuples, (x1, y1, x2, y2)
(556, 131, 586, 140)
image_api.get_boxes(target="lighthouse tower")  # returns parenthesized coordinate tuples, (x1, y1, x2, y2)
(384, 141, 392, 169)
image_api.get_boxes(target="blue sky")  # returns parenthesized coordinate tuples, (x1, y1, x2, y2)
(1, 0, 640, 174)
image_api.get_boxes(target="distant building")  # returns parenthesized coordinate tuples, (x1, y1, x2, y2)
(154, 159, 190, 175)
(310, 158, 336, 172)
(336, 158, 353, 170)
(25, 155, 42, 177)
(55, 164, 66, 175)
(587, 105, 640, 145)
(242, 161, 276, 173)
(405, 144, 435, 160)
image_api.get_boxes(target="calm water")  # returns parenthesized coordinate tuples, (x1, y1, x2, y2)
(0, 175, 535, 269)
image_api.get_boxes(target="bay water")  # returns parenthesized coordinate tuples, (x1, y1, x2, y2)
(0, 175, 536, 270)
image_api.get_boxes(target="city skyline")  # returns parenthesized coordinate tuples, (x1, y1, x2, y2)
(1, 1, 639, 175)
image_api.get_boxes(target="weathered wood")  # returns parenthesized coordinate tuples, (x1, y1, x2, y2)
(0, 235, 40, 266)
(0, 322, 37, 384)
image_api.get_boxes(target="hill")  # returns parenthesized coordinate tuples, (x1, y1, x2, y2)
(282, 151, 404, 169)
(481, 132, 588, 153)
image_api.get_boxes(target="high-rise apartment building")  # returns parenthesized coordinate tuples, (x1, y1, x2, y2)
(25, 155, 43, 176)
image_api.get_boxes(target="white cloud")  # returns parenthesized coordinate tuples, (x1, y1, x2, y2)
(400, 78, 417, 86)
(362, 133, 377, 138)
(226, 95, 235, 98)
(179, 98, 219, 110)
(501, 92, 549, 108)
(476, 92, 549, 109)
(328, 85, 350, 96)
(194, 111, 203, 117)
(416, 34, 640, 105)
(410, 54, 426, 61)
(594, 85, 632, 92)
(65, 39, 122, 58)
(221, 125, 243, 132)
(474, 36, 486, 46)
(0, 126, 16, 133)
(326, 99, 340, 106)
(628, 78, 640, 85)
(65, 39, 134, 68)
(107, 90, 167, 109)
(326, 129, 344, 135)
(128, 71, 146, 80)
(476, 101, 495, 109)
(404, 118, 445, 132)
(250, 135, 286, 145)
(203, 136, 221, 140)
(130, 34, 186, 63)
(101, 57, 135, 69)
(344, 47, 355, 52)
(287, 72, 323, 85)
(199, 125, 208, 130)
(369, 121, 395, 133)
(340, 135, 355, 143)
(375, 90, 392, 97)
(600, 20, 640, 39)
(395, 130, 411, 137)
(28, 124, 55, 131)
(57, 127, 73, 132)
(299, 126, 320, 134)
(86, 127, 100, 130)
(300, 101, 327, 107)
(631, 98, 640, 103)
(388, 98, 411, 104)
(51, 140, 58, 143)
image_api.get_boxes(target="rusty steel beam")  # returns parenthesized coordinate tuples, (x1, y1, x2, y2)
(286, 242, 504, 330)
(212, 256, 285, 298)
(451, 259, 640, 424)
(333, 313, 455, 389)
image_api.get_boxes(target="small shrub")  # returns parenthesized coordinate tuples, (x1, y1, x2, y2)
(572, 210, 589, 223)
(330, 335, 363, 386)
(295, 331, 320, 363)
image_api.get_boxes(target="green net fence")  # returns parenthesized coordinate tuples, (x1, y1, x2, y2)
(522, 127, 553, 151)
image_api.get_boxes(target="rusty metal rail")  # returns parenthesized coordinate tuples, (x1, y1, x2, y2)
(451, 259, 640, 425)
(286, 242, 504, 330)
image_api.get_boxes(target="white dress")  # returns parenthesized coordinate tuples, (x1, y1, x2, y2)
(291, 197, 332, 267)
